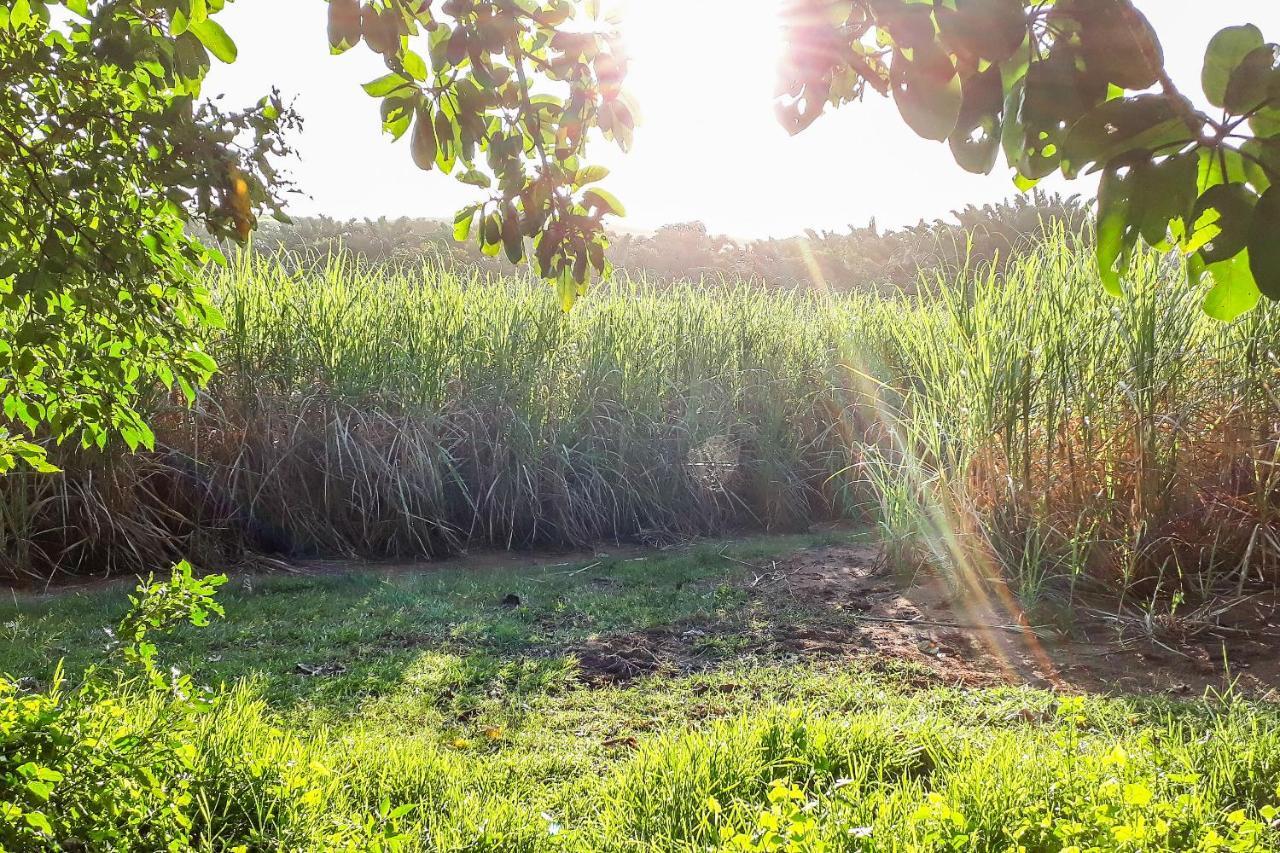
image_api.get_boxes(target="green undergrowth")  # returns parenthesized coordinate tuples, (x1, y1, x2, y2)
(2, 535, 1279, 851)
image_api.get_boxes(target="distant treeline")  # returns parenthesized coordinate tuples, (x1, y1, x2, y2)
(241, 191, 1090, 293)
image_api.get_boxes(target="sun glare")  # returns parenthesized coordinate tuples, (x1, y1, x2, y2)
(597, 1, 785, 227)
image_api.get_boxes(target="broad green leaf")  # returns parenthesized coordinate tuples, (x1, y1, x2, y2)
(410, 109, 436, 170)
(1202, 250, 1261, 320)
(1248, 185, 1280, 299)
(482, 213, 501, 248)
(556, 267, 577, 311)
(363, 73, 413, 97)
(502, 213, 523, 263)
(1071, 0, 1163, 90)
(1024, 44, 1106, 126)
(434, 111, 457, 172)
(1224, 44, 1280, 116)
(401, 50, 429, 82)
(24, 811, 52, 835)
(1061, 96, 1191, 178)
(1197, 146, 1249, 192)
(576, 165, 610, 185)
(1002, 68, 1068, 180)
(380, 96, 414, 141)
(1000, 79, 1027, 170)
(457, 169, 490, 188)
(1252, 107, 1280, 137)
(891, 49, 962, 142)
(452, 205, 478, 242)
(936, 0, 1025, 63)
(1203, 25, 1264, 108)
(1096, 165, 1136, 296)
(328, 0, 363, 51)
(1241, 137, 1280, 193)
(188, 19, 237, 63)
(583, 188, 625, 216)
(1133, 152, 1198, 249)
(948, 65, 1003, 174)
(1191, 183, 1256, 263)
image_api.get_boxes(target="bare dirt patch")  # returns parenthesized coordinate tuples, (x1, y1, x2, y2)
(570, 545, 1280, 699)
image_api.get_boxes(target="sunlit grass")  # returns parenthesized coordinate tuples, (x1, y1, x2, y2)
(3, 539, 1278, 850)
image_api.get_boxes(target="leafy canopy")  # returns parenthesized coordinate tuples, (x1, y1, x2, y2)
(327, 0, 633, 310)
(0, 0, 297, 472)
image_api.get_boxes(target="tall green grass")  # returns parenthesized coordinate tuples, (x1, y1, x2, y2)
(854, 239, 1280, 605)
(5, 234, 1280, 605)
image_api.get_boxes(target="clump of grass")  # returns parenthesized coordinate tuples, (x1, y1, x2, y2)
(851, 233, 1280, 605)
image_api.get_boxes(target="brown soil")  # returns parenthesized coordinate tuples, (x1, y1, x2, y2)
(570, 545, 1280, 700)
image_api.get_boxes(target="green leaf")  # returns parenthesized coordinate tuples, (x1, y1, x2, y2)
(936, 0, 1026, 63)
(1202, 250, 1261, 320)
(1070, 0, 1163, 90)
(24, 811, 52, 835)
(948, 65, 1003, 174)
(410, 108, 437, 171)
(1203, 25, 1264, 109)
(1133, 152, 1199, 249)
(1191, 183, 1256, 263)
(1224, 44, 1280, 116)
(1248, 185, 1280, 299)
(1024, 44, 1106, 126)
(24, 780, 52, 802)
(434, 111, 457, 172)
(582, 188, 626, 216)
(555, 267, 577, 311)
(1061, 96, 1192, 179)
(362, 73, 413, 97)
(456, 168, 490, 188)
(482, 213, 501, 248)
(1096, 165, 1137, 296)
(1241, 137, 1280, 193)
(1251, 107, 1280, 137)
(576, 165, 610, 185)
(1001, 71, 1067, 180)
(401, 50, 429, 82)
(188, 19, 237, 63)
(380, 96, 414, 141)
(501, 212, 523, 264)
(1000, 79, 1028, 169)
(891, 48, 962, 142)
(452, 207, 476, 242)
(1197, 146, 1249, 192)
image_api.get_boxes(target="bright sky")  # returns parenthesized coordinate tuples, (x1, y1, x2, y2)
(209, 1, 1280, 238)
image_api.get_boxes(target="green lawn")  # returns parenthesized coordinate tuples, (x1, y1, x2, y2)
(3, 534, 1279, 851)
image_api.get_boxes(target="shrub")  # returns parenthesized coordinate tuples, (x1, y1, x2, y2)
(0, 563, 225, 849)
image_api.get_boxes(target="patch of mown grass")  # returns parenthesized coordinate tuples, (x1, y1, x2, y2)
(3, 534, 1279, 850)
(0, 533, 831, 711)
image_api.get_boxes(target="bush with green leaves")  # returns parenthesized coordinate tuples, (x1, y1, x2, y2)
(0, 564, 419, 851)
(0, 562, 226, 849)
(0, 0, 295, 473)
